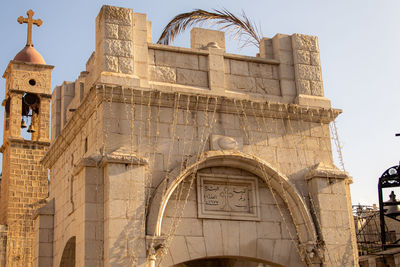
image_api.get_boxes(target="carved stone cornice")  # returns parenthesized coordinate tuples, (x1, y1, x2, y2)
(72, 152, 148, 175)
(43, 83, 342, 168)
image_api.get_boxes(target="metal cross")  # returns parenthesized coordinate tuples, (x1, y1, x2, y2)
(17, 10, 42, 47)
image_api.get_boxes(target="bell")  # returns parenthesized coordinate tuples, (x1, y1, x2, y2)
(384, 191, 400, 218)
(21, 119, 27, 129)
(27, 124, 36, 133)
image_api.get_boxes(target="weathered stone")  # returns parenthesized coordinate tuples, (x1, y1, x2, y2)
(118, 57, 134, 74)
(102, 5, 133, 26)
(190, 28, 226, 50)
(292, 33, 319, 52)
(154, 50, 199, 70)
(293, 50, 310, 65)
(104, 55, 118, 72)
(296, 79, 311, 95)
(176, 68, 208, 87)
(226, 74, 256, 92)
(255, 78, 280, 96)
(278, 50, 294, 65)
(311, 80, 324, 96)
(248, 62, 273, 79)
(118, 25, 132, 40)
(230, 60, 249, 76)
(198, 55, 208, 71)
(5, 6, 356, 267)
(104, 39, 133, 57)
(280, 80, 296, 96)
(148, 49, 155, 65)
(149, 65, 176, 83)
(259, 37, 273, 59)
(311, 52, 320, 66)
(279, 64, 294, 80)
(105, 23, 118, 39)
(295, 64, 322, 81)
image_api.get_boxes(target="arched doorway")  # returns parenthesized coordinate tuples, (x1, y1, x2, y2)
(60, 236, 76, 267)
(147, 151, 321, 266)
(172, 257, 283, 267)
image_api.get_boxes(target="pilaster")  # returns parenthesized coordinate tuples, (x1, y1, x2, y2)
(306, 162, 358, 266)
(190, 28, 226, 94)
(102, 152, 147, 267)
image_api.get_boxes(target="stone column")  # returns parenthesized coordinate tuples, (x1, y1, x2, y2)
(38, 96, 51, 142)
(269, 34, 297, 100)
(306, 162, 358, 267)
(190, 28, 226, 94)
(291, 34, 331, 108)
(133, 13, 150, 87)
(93, 5, 152, 88)
(9, 92, 22, 139)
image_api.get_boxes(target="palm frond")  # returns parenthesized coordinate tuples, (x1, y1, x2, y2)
(157, 8, 262, 48)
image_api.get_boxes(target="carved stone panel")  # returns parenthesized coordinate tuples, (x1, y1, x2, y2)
(197, 173, 261, 221)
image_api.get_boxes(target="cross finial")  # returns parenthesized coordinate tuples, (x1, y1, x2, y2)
(17, 9, 42, 47)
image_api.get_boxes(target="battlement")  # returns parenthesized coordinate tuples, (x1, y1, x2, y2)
(52, 5, 331, 141)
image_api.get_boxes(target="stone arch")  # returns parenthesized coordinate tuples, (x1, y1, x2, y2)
(59, 236, 76, 267)
(147, 150, 318, 246)
(171, 256, 285, 267)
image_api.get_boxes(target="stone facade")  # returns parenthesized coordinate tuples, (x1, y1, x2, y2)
(0, 5, 359, 267)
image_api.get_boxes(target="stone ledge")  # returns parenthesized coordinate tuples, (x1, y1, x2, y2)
(7, 89, 52, 99)
(305, 162, 349, 180)
(96, 71, 141, 87)
(99, 148, 148, 167)
(149, 43, 209, 56)
(72, 150, 148, 175)
(224, 53, 280, 65)
(294, 94, 331, 109)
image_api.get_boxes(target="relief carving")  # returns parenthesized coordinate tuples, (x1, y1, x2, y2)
(10, 71, 49, 93)
(197, 173, 260, 221)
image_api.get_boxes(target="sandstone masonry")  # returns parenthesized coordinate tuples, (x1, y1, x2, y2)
(0, 5, 358, 267)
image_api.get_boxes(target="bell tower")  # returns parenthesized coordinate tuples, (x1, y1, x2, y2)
(0, 9, 53, 266)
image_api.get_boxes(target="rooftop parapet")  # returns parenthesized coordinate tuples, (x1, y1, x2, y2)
(52, 5, 332, 141)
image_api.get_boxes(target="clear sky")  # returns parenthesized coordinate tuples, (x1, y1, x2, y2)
(1, 0, 399, 206)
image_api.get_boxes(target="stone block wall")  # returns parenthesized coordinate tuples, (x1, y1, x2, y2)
(0, 141, 48, 266)
(42, 5, 358, 267)
(148, 48, 209, 88)
(224, 57, 280, 95)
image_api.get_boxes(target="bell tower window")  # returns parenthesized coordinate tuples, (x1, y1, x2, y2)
(21, 93, 40, 140)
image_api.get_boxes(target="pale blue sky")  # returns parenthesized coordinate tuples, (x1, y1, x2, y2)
(1, 0, 399, 206)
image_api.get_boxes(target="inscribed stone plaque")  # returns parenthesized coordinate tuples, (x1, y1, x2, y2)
(197, 173, 261, 221)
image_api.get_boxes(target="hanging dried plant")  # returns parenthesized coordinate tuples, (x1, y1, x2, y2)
(157, 8, 262, 48)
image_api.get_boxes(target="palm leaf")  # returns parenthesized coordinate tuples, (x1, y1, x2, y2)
(157, 8, 262, 48)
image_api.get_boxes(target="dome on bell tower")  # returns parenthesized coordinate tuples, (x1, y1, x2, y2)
(14, 45, 45, 64)
(13, 9, 45, 64)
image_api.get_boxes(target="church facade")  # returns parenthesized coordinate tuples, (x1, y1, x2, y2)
(0, 5, 358, 267)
